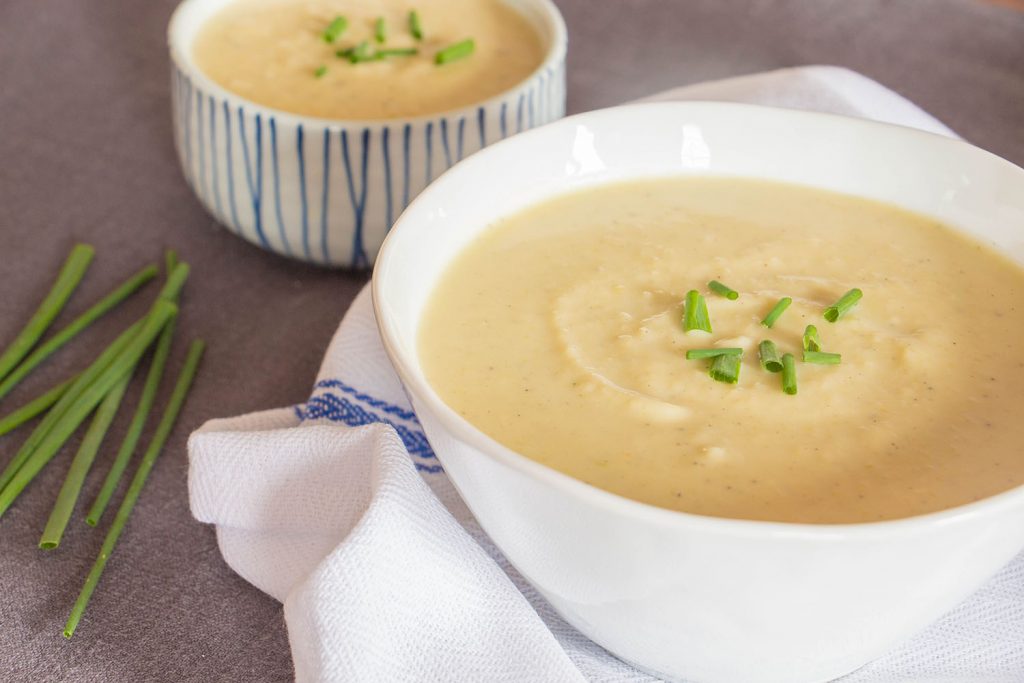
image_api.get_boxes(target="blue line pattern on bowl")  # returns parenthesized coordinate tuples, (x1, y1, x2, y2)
(171, 63, 566, 267)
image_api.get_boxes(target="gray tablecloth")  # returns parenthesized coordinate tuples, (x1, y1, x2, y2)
(1, 1, 1022, 680)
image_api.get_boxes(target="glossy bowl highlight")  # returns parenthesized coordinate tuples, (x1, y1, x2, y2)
(167, 0, 567, 267)
(373, 102, 1024, 683)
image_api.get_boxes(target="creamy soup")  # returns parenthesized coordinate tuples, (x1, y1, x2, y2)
(193, 0, 545, 119)
(418, 178, 1024, 524)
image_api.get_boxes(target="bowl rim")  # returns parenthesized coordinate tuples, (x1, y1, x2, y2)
(166, 0, 568, 129)
(373, 99, 1024, 540)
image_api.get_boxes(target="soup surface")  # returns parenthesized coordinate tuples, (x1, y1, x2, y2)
(193, 0, 545, 119)
(418, 178, 1024, 524)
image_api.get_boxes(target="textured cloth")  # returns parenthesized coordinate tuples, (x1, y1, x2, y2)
(188, 67, 1024, 682)
(3, 1, 1024, 682)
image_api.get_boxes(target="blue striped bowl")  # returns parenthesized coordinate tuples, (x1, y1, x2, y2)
(168, 0, 567, 268)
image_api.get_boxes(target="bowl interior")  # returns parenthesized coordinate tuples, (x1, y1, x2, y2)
(168, 0, 568, 126)
(373, 100, 1024, 526)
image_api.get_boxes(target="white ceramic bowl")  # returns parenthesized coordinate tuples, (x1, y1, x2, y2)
(167, 0, 567, 268)
(373, 102, 1024, 683)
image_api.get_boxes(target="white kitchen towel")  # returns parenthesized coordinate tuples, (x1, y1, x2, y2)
(188, 66, 1024, 682)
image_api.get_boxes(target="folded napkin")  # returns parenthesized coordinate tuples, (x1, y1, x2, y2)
(188, 66, 1024, 682)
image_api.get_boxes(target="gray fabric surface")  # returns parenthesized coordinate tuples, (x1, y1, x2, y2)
(0, 0, 1021, 680)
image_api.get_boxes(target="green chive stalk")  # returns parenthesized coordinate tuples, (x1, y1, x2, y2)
(435, 39, 474, 65)
(0, 244, 94, 384)
(758, 340, 783, 373)
(0, 321, 143, 494)
(685, 348, 742, 360)
(683, 290, 712, 333)
(709, 353, 741, 384)
(87, 318, 176, 526)
(0, 265, 156, 402)
(64, 339, 205, 640)
(0, 302, 177, 518)
(39, 371, 133, 549)
(824, 288, 863, 322)
(0, 376, 76, 439)
(781, 353, 798, 395)
(408, 10, 423, 40)
(708, 280, 739, 300)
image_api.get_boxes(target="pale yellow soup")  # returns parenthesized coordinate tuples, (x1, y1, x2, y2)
(193, 0, 545, 119)
(418, 178, 1024, 524)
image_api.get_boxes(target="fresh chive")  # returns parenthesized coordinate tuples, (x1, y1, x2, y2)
(683, 290, 712, 334)
(374, 17, 387, 43)
(374, 47, 418, 59)
(87, 263, 187, 525)
(803, 351, 842, 365)
(824, 288, 863, 322)
(0, 321, 142, 495)
(0, 244, 94, 385)
(685, 348, 742, 360)
(803, 324, 821, 352)
(87, 317, 176, 526)
(39, 371, 133, 550)
(781, 353, 798, 395)
(708, 280, 739, 300)
(0, 302, 176, 518)
(0, 376, 76, 439)
(761, 297, 792, 328)
(343, 41, 373, 63)
(164, 249, 178, 274)
(709, 353, 741, 384)
(64, 339, 205, 640)
(313, 65, 328, 78)
(408, 10, 423, 40)
(0, 265, 157, 402)
(323, 16, 347, 43)
(435, 39, 475, 65)
(758, 340, 784, 373)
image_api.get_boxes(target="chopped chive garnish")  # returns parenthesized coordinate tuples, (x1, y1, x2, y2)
(323, 16, 347, 43)
(313, 65, 328, 78)
(374, 47, 418, 59)
(824, 288, 863, 322)
(435, 39, 475, 65)
(758, 340, 783, 373)
(708, 280, 739, 300)
(685, 348, 742, 360)
(709, 353, 741, 384)
(408, 10, 423, 40)
(760, 297, 792, 328)
(803, 351, 842, 365)
(803, 324, 821, 352)
(374, 17, 387, 43)
(343, 41, 373, 63)
(781, 353, 797, 395)
(682, 290, 712, 333)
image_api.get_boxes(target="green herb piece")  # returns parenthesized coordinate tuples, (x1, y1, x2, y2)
(39, 371, 133, 550)
(0, 265, 157, 402)
(64, 339, 205, 640)
(0, 376, 76, 439)
(824, 288, 863, 323)
(323, 16, 347, 43)
(781, 353, 798, 395)
(758, 340, 784, 373)
(374, 17, 387, 43)
(802, 324, 821, 353)
(342, 41, 373, 63)
(803, 351, 842, 365)
(709, 353, 741, 384)
(760, 297, 792, 328)
(683, 290, 712, 334)
(0, 321, 141, 494)
(314, 65, 328, 78)
(408, 10, 423, 40)
(0, 244, 94, 385)
(708, 280, 739, 300)
(0, 302, 176, 518)
(164, 249, 178, 274)
(374, 47, 418, 59)
(435, 39, 475, 65)
(685, 348, 742, 360)
(87, 318, 176, 526)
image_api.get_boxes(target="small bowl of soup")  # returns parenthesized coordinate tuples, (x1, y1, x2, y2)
(373, 102, 1024, 682)
(167, 0, 566, 267)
